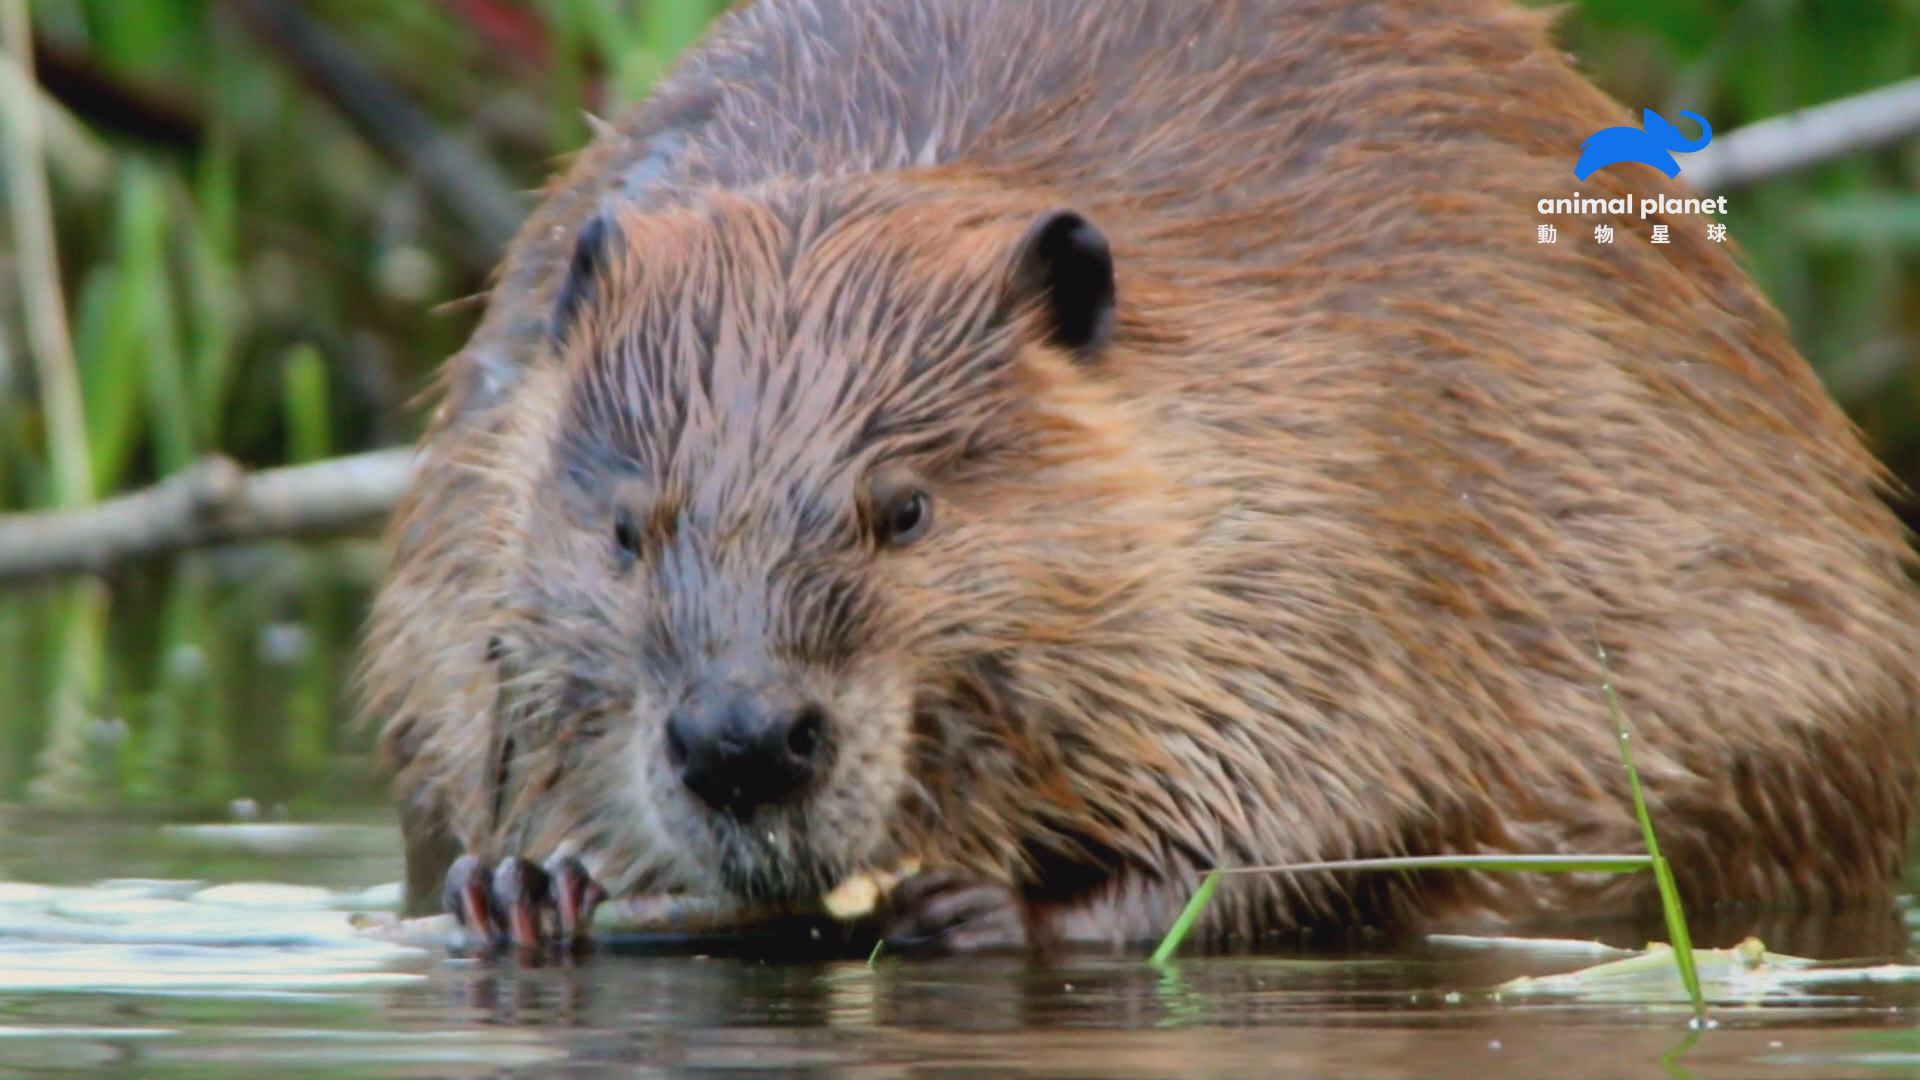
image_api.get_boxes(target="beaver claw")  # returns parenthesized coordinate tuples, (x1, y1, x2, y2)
(881, 868, 1028, 955)
(442, 853, 605, 952)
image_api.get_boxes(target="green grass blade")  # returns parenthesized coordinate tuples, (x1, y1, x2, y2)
(1149, 855, 1654, 962)
(1210, 854, 1653, 876)
(1150, 870, 1221, 965)
(1148, 647, 1708, 1035)
(185, 130, 240, 440)
(74, 261, 148, 490)
(124, 167, 197, 477)
(281, 343, 333, 464)
(1598, 643, 1707, 1025)
(1661, 1028, 1704, 1079)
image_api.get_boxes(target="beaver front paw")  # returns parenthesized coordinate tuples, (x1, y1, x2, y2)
(881, 868, 1028, 955)
(442, 853, 605, 952)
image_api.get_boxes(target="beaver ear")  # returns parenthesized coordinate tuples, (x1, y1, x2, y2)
(550, 211, 622, 345)
(1010, 209, 1116, 357)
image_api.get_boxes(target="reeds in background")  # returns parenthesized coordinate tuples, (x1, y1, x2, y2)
(0, 2, 1914, 849)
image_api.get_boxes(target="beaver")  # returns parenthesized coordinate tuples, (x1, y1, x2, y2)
(362, 0, 1920, 954)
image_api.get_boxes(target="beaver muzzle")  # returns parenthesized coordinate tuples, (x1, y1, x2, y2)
(665, 676, 831, 817)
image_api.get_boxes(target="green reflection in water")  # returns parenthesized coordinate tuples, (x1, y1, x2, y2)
(0, 551, 385, 818)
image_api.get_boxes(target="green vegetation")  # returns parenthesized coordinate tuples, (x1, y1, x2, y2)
(2, 0, 738, 517)
(0, 0, 734, 809)
(1149, 657, 1706, 1027)
(4, 0, 1916, 522)
(1148, 867, 1222, 966)
(1149, 856, 1665, 960)
(0, 10, 1909, 1074)
(1546, 0, 1920, 489)
(0, 0, 1912, 911)
(1598, 642, 1706, 1023)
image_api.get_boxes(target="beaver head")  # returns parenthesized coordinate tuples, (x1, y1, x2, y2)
(484, 179, 1194, 904)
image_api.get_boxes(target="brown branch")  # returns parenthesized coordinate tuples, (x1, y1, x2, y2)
(0, 449, 414, 584)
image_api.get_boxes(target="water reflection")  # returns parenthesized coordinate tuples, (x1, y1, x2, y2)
(408, 950, 1920, 1078)
(3, 559, 1920, 1076)
(0, 547, 383, 815)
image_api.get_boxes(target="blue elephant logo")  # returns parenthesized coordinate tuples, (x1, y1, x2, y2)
(1574, 109, 1712, 180)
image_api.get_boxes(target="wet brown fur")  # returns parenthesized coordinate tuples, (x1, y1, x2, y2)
(363, 0, 1920, 945)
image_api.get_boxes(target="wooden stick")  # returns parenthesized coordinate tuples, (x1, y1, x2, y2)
(1687, 76, 1920, 192)
(0, 449, 414, 583)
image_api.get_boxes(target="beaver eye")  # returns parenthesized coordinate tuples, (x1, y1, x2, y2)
(612, 508, 641, 567)
(877, 488, 933, 548)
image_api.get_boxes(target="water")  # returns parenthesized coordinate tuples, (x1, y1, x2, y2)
(4, 829, 1920, 1079)
(4, 561, 1920, 1076)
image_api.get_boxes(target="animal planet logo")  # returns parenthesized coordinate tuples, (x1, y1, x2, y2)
(1574, 109, 1712, 180)
(1536, 108, 1728, 228)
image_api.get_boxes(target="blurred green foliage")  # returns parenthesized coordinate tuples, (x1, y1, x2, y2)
(0, 0, 1915, 812)
(0, 0, 736, 809)
(3, 0, 1917, 510)
(2, 0, 732, 512)
(1552, 0, 1920, 488)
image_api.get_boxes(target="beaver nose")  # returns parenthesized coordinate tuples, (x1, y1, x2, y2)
(665, 682, 828, 815)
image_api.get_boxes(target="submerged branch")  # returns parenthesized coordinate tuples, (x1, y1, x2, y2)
(0, 449, 414, 584)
